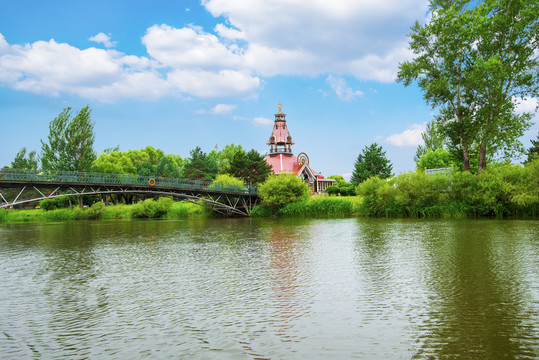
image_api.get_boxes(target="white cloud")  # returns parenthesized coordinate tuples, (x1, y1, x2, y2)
(386, 123, 426, 147)
(514, 97, 538, 115)
(326, 75, 363, 101)
(203, 0, 427, 81)
(142, 25, 242, 69)
(0, 0, 430, 101)
(168, 69, 259, 98)
(252, 117, 272, 125)
(89, 33, 117, 48)
(198, 103, 237, 115)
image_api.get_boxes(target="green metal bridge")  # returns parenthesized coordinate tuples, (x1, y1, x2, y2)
(0, 169, 259, 216)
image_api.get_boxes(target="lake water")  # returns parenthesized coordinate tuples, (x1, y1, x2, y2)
(0, 218, 538, 359)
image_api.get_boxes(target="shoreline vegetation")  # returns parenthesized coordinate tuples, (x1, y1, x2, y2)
(1, 160, 537, 223)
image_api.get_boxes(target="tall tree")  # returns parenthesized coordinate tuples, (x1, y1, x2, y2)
(41, 105, 96, 171)
(398, 0, 538, 173)
(228, 149, 272, 185)
(526, 132, 539, 163)
(11, 147, 39, 170)
(350, 143, 393, 185)
(182, 146, 218, 181)
(414, 121, 447, 164)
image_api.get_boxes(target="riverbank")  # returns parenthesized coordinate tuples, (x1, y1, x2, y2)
(0, 200, 207, 223)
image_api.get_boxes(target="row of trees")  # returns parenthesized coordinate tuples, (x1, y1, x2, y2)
(8, 106, 272, 186)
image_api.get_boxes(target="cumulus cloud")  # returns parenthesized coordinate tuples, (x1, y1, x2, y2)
(198, 103, 237, 115)
(89, 33, 117, 48)
(386, 123, 426, 147)
(167, 69, 259, 98)
(326, 75, 363, 101)
(0, 0, 429, 101)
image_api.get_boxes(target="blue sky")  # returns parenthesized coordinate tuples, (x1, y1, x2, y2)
(1, 0, 537, 179)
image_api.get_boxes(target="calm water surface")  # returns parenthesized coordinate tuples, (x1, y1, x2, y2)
(0, 218, 538, 359)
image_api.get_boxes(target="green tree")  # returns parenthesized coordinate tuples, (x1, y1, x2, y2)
(182, 146, 218, 181)
(41, 106, 96, 171)
(11, 147, 39, 169)
(398, 0, 538, 173)
(526, 132, 539, 163)
(350, 143, 393, 185)
(228, 149, 272, 185)
(414, 121, 447, 164)
(258, 173, 309, 207)
(417, 148, 454, 171)
(213, 174, 244, 187)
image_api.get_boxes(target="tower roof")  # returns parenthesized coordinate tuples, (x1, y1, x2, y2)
(267, 104, 294, 149)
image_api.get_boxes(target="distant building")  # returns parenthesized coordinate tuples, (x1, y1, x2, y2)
(264, 104, 335, 193)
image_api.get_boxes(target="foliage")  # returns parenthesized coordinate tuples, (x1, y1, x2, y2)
(350, 143, 393, 186)
(398, 0, 538, 172)
(41, 105, 97, 171)
(278, 198, 355, 217)
(39, 196, 71, 211)
(526, 132, 539, 163)
(327, 175, 346, 184)
(258, 173, 309, 207)
(357, 159, 539, 217)
(209, 144, 244, 174)
(182, 146, 218, 181)
(213, 174, 244, 187)
(11, 147, 39, 169)
(417, 148, 454, 171)
(92, 146, 183, 180)
(86, 201, 105, 220)
(228, 148, 272, 185)
(414, 121, 447, 164)
(131, 197, 175, 218)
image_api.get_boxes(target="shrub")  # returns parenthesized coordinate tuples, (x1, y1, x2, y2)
(132, 197, 174, 218)
(39, 198, 57, 211)
(258, 173, 309, 207)
(211, 174, 244, 191)
(86, 201, 105, 220)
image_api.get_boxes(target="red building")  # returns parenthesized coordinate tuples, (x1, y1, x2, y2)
(264, 104, 335, 193)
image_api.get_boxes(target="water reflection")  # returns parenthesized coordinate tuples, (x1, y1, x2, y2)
(0, 218, 537, 359)
(412, 220, 539, 359)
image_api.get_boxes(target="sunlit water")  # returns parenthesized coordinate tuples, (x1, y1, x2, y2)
(0, 218, 538, 359)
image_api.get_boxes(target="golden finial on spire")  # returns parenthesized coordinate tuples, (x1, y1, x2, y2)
(278, 103, 282, 113)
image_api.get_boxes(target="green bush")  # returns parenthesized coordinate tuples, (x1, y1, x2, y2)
(356, 159, 539, 218)
(0, 208, 7, 221)
(258, 173, 309, 207)
(86, 201, 105, 219)
(39, 198, 57, 211)
(278, 198, 354, 216)
(132, 197, 174, 218)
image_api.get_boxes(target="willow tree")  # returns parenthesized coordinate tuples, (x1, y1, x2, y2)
(398, 0, 538, 172)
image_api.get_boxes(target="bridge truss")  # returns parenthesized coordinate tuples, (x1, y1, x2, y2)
(0, 169, 259, 216)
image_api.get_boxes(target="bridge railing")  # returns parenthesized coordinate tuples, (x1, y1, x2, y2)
(0, 169, 258, 195)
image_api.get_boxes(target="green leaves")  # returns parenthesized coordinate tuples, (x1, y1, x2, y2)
(398, 0, 539, 172)
(351, 143, 393, 186)
(40, 105, 96, 172)
(258, 173, 309, 207)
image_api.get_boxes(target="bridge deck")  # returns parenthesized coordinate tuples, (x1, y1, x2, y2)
(0, 169, 258, 196)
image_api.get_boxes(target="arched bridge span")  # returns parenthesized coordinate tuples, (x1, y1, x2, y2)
(0, 169, 259, 216)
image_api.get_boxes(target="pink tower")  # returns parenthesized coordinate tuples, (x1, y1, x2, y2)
(264, 104, 298, 173)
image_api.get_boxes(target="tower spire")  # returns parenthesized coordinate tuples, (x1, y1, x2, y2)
(267, 103, 294, 155)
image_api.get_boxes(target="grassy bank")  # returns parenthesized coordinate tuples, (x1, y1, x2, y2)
(251, 196, 364, 217)
(0, 200, 207, 223)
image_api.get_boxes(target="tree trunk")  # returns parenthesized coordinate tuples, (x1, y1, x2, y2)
(461, 143, 471, 172)
(478, 142, 487, 174)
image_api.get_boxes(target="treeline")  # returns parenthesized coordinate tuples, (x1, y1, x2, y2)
(5, 105, 272, 208)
